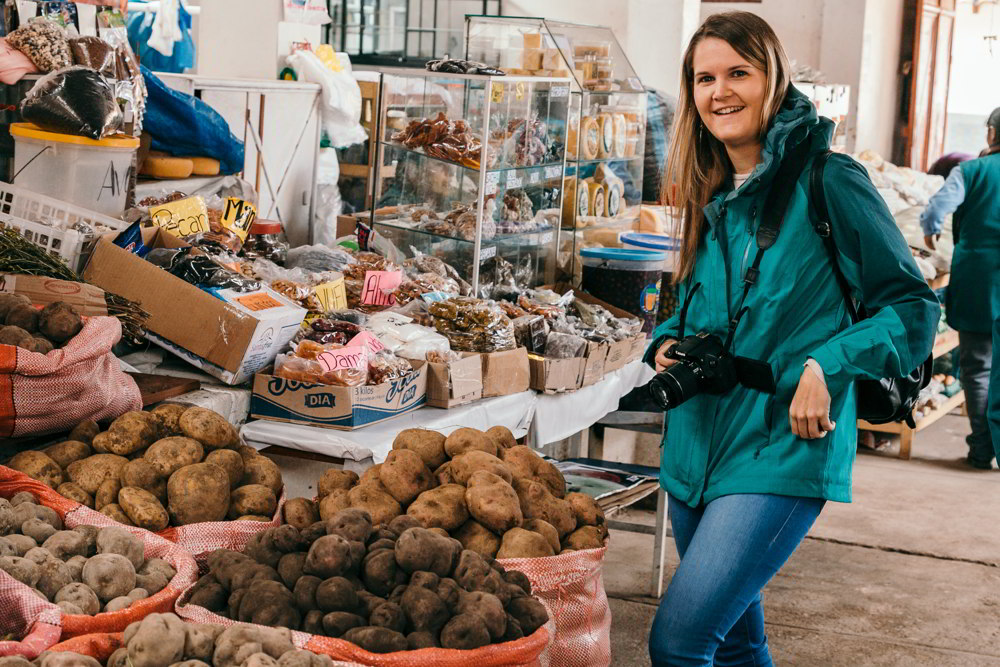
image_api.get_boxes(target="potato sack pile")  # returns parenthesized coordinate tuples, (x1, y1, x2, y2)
(0, 296, 84, 354)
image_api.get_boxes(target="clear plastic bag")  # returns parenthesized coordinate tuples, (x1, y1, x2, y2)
(429, 296, 516, 353)
(274, 348, 367, 387)
(285, 244, 357, 274)
(6, 18, 71, 72)
(68, 36, 115, 76)
(544, 331, 588, 359)
(368, 349, 413, 384)
(20, 65, 123, 139)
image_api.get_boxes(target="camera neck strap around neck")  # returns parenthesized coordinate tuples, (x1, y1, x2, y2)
(722, 138, 814, 352)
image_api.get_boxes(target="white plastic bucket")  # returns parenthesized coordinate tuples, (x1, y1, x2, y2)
(11, 123, 138, 219)
(619, 232, 680, 272)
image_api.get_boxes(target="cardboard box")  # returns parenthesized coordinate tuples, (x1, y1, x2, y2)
(481, 347, 530, 398)
(84, 228, 307, 385)
(424, 352, 483, 409)
(581, 341, 609, 387)
(529, 354, 585, 394)
(629, 334, 649, 364)
(0, 274, 108, 316)
(603, 337, 634, 373)
(250, 362, 428, 430)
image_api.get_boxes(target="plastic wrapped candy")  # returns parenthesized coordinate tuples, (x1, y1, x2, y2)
(7, 19, 71, 73)
(368, 349, 413, 384)
(429, 296, 516, 353)
(274, 340, 368, 387)
(513, 314, 547, 353)
(427, 349, 462, 363)
(285, 243, 356, 273)
(366, 310, 449, 359)
(20, 65, 123, 139)
(544, 331, 588, 359)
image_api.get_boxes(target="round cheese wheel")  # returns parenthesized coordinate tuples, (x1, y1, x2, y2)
(597, 113, 614, 158)
(577, 181, 590, 219)
(612, 114, 628, 158)
(189, 156, 221, 176)
(582, 117, 600, 159)
(140, 155, 194, 179)
(606, 179, 623, 217)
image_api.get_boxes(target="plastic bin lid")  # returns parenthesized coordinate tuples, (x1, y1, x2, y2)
(580, 247, 667, 261)
(620, 232, 681, 251)
(9, 123, 140, 149)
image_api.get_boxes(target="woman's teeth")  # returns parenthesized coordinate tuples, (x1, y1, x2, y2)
(715, 106, 744, 115)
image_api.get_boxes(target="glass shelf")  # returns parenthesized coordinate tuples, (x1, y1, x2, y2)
(379, 140, 566, 176)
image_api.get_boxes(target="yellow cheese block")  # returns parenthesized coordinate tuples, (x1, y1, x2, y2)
(576, 178, 590, 222)
(581, 61, 600, 80)
(612, 114, 628, 158)
(583, 227, 622, 246)
(189, 156, 220, 176)
(605, 177, 624, 217)
(542, 48, 563, 70)
(140, 154, 194, 179)
(562, 176, 579, 224)
(523, 33, 543, 49)
(584, 178, 606, 217)
(581, 116, 600, 160)
(522, 48, 543, 70)
(567, 115, 579, 159)
(596, 113, 614, 158)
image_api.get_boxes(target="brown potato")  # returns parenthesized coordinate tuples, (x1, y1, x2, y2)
(523, 518, 560, 553)
(358, 464, 383, 488)
(282, 498, 319, 530)
(228, 484, 277, 520)
(143, 437, 204, 478)
(317, 469, 359, 498)
(433, 462, 458, 486)
(512, 478, 575, 539)
(66, 454, 129, 496)
(392, 429, 447, 470)
(378, 450, 434, 505)
(449, 450, 512, 485)
(406, 484, 468, 531)
(8, 450, 63, 488)
(566, 492, 605, 529)
(99, 503, 134, 526)
(319, 490, 351, 521)
(118, 487, 169, 531)
(150, 404, 187, 436)
(120, 459, 166, 504)
(348, 485, 401, 527)
(464, 471, 522, 535)
(178, 407, 239, 450)
(451, 520, 501, 558)
(167, 463, 230, 525)
(241, 454, 283, 495)
(68, 420, 99, 446)
(95, 477, 122, 510)
(43, 441, 92, 470)
(497, 527, 555, 559)
(56, 482, 93, 508)
(562, 525, 606, 551)
(500, 445, 566, 498)
(97, 412, 158, 456)
(444, 428, 497, 458)
(204, 449, 244, 490)
(486, 425, 518, 451)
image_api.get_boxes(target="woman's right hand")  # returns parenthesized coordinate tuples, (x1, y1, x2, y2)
(654, 339, 679, 372)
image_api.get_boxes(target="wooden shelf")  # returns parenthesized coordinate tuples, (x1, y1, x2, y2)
(932, 329, 959, 358)
(859, 389, 965, 459)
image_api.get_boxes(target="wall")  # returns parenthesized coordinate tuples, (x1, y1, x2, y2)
(699, 0, 826, 69)
(856, 0, 905, 157)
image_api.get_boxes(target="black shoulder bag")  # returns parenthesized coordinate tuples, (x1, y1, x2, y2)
(809, 151, 932, 428)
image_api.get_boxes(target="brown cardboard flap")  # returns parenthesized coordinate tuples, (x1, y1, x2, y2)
(423, 352, 483, 408)
(581, 341, 608, 387)
(529, 355, 585, 393)
(84, 235, 258, 373)
(481, 347, 530, 398)
(604, 337, 634, 373)
(0, 274, 108, 316)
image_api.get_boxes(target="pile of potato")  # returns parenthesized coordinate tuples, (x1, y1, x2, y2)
(283, 426, 608, 559)
(0, 612, 336, 667)
(6, 406, 283, 530)
(0, 295, 84, 354)
(0, 491, 176, 616)
(183, 509, 549, 653)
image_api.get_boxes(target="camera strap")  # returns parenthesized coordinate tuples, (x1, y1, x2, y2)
(723, 137, 814, 352)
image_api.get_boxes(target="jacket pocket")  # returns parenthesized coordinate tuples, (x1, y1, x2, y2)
(755, 394, 777, 460)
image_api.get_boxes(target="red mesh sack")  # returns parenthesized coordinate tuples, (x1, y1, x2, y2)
(0, 468, 198, 637)
(0, 569, 61, 659)
(498, 545, 611, 667)
(0, 316, 141, 438)
(47, 632, 124, 661)
(176, 579, 551, 666)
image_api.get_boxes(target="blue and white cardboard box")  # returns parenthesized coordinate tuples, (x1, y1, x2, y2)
(250, 361, 428, 430)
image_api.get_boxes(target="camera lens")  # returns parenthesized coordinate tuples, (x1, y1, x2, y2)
(648, 362, 701, 410)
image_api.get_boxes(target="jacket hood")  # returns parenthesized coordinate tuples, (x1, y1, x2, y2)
(704, 84, 834, 225)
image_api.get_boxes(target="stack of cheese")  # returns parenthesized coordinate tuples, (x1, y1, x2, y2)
(563, 163, 626, 227)
(504, 32, 572, 78)
(140, 151, 221, 179)
(567, 108, 639, 160)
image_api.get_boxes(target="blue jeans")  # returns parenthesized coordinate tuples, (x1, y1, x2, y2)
(649, 493, 826, 666)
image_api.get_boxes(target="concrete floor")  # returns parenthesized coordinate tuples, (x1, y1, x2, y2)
(602, 414, 1000, 666)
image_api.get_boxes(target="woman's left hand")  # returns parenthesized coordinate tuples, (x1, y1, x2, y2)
(789, 366, 836, 439)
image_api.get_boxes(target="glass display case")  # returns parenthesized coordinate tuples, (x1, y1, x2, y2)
(465, 16, 647, 283)
(368, 67, 572, 294)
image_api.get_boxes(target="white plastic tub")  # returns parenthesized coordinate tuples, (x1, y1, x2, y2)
(11, 122, 139, 218)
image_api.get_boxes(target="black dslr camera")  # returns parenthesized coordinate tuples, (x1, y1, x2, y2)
(648, 285, 775, 411)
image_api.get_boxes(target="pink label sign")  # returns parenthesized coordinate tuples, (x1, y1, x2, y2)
(361, 270, 403, 306)
(316, 346, 368, 373)
(347, 330, 386, 354)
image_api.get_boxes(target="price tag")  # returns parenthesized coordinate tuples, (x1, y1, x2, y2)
(491, 82, 504, 103)
(515, 82, 525, 101)
(507, 173, 523, 189)
(235, 292, 284, 312)
(421, 291, 451, 303)
(552, 85, 569, 98)
(529, 171, 540, 184)
(479, 246, 497, 261)
(221, 197, 257, 242)
(485, 172, 500, 195)
(361, 270, 403, 306)
(314, 278, 347, 312)
(347, 330, 386, 354)
(545, 166, 561, 179)
(317, 346, 368, 373)
(149, 196, 208, 238)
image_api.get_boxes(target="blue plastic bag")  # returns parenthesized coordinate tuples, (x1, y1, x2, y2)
(141, 66, 245, 174)
(127, 2, 195, 73)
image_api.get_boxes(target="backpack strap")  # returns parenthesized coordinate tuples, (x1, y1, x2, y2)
(809, 150, 862, 324)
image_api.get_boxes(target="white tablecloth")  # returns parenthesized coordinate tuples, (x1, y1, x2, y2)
(239, 359, 655, 463)
(240, 391, 537, 463)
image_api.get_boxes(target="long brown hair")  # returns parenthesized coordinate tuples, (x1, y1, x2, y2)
(665, 11, 791, 281)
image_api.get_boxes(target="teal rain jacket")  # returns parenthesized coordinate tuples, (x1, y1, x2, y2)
(946, 153, 1000, 333)
(644, 87, 940, 506)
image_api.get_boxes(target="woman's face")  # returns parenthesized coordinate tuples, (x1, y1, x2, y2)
(691, 37, 768, 151)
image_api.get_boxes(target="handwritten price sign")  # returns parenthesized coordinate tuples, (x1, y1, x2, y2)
(149, 196, 208, 238)
(361, 270, 403, 307)
(221, 197, 257, 242)
(317, 346, 368, 373)
(347, 330, 386, 354)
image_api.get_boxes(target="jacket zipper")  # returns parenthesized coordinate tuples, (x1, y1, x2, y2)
(740, 205, 758, 278)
